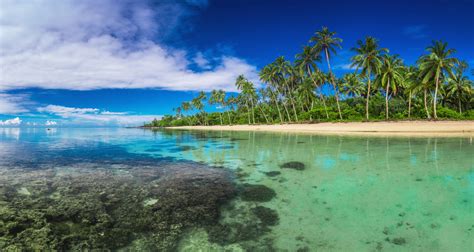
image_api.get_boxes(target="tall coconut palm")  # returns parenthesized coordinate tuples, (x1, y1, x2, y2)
(310, 27, 343, 119)
(275, 56, 299, 121)
(401, 66, 419, 119)
(209, 89, 225, 125)
(446, 63, 473, 113)
(418, 41, 458, 119)
(191, 92, 206, 125)
(351, 36, 388, 120)
(375, 55, 405, 119)
(236, 75, 256, 124)
(295, 46, 329, 118)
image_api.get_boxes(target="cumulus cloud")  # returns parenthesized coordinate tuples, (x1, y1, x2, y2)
(0, 93, 29, 114)
(38, 105, 161, 126)
(0, 117, 21, 126)
(0, 0, 257, 92)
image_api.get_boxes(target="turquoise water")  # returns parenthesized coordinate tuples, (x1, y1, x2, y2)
(0, 128, 473, 251)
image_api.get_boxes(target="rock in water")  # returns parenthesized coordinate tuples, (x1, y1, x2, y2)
(252, 206, 279, 226)
(280, 161, 305, 170)
(240, 184, 276, 202)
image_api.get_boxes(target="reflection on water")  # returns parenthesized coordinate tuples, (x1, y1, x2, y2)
(0, 128, 473, 251)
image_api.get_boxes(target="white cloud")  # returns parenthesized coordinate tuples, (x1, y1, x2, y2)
(45, 120, 57, 126)
(0, 93, 29, 114)
(0, 0, 258, 92)
(38, 105, 161, 126)
(0, 117, 21, 126)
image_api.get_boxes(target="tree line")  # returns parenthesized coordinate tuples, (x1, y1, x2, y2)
(145, 27, 473, 127)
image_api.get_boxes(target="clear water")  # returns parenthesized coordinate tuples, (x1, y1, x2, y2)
(0, 128, 473, 251)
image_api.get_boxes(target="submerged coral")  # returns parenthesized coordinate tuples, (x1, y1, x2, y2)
(240, 184, 276, 202)
(280, 161, 306, 170)
(0, 161, 236, 251)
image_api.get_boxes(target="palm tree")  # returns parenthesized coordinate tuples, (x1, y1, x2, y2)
(275, 56, 299, 121)
(342, 73, 364, 97)
(351, 36, 388, 120)
(295, 46, 329, 119)
(236, 75, 256, 124)
(260, 64, 285, 123)
(209, 89, 225, 125)
(401, 66, 419, 119)
(446, 63, 473, 113)
(191, 92, 206, 125)
(376, 55, 404, 119)
(181, 101, 192, 125)
(310, 27, 343, 119)
(418, 41, 458, 119)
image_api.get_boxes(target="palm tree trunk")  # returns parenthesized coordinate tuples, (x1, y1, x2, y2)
(226, 110, 232, 125)
(325, 48, 342, 120)
(219, 113, 223, 125)
(285, 80, 299, 121)
(270, 88, 284, 123)
(365, 68, 372, 120)
(308, 70, 329, 119)
(408, 91, 412, 119)
(258, 105, 269, 124)
(319, 93, 329, 119)
(424, 88, 431, 119)
(385, 80, 390, 120)
(246, 101, 251, 124)
(433, 72, 440, 119)
(250, 98, 256, 124)
(458, 99, 462, 114)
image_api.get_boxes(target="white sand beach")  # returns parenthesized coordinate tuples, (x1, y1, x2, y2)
(170, 121, 474, 137)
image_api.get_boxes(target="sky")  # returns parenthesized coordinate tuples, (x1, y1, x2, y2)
(1, 0, 473, 127)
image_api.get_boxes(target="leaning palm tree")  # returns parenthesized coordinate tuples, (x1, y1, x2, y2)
(181, 101, 192, 125)
(375, 55, 405, 119)
(351, 36, 388, 120)
(446, 64, 473, 113)
(401, 66, 419, 119)
(418, 41, 458, 119)
(310, 27, 343, 119)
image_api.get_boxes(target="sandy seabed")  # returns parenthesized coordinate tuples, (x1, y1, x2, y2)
(169, 121, 474, 137)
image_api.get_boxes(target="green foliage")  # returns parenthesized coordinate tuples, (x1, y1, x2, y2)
(145, 33, 473, 127)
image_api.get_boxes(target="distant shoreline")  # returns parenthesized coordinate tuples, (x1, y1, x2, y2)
(159, 121, 474, 137)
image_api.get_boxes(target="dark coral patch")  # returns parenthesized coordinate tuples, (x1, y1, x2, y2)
(264, 171, 281, 177)
(280, 161, 305, 170)
(240, 184, 276, 202)
(252, 206, 279, 226)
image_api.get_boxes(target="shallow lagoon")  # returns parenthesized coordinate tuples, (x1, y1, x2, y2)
(0, 128, 473, 251)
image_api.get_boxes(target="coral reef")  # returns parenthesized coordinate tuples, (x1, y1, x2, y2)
(0, 161, 236, 251)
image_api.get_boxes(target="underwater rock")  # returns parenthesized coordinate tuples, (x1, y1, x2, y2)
(252, 206, 279, 226)
(280, 161, 305, 171)
(264, 171, 281, 177)
(240, 184, 276, 202)
(391, 237, 406, 245)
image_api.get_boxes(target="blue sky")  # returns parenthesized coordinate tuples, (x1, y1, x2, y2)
(1, 0, 473, 126)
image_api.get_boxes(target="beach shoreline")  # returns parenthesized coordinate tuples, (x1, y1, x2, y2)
(165, 121, 474, 137)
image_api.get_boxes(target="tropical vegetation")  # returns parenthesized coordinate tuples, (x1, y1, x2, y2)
(145, 27, 473, 127)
